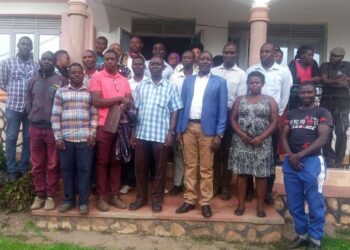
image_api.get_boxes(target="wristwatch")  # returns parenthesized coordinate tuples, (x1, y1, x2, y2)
(168, 129, 176, 135)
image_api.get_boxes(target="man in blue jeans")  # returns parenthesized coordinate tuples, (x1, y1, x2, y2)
(281, 83, 332, 250)
(0, 36, 39, 182)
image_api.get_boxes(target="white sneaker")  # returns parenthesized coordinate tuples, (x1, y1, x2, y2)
(119, 185, 133, 194)
(30, 196, 45, 210)
(164, 188, 169, 194)
(44, 197, 55, 211)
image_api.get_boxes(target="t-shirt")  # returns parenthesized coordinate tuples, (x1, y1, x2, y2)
(90, 69, 131, 126)
(285, 106, 333, 156)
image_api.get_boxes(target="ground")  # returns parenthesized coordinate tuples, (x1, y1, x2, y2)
(0, 211, 350, 250)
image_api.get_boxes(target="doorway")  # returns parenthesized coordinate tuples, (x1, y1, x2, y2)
(140, 36, 192, 61)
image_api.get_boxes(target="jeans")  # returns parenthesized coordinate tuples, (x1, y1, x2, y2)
(59, 141, 94, 206)
(5, 109, 30, 175)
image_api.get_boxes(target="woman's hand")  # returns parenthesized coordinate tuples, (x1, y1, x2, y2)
(239, 132, 253, 144)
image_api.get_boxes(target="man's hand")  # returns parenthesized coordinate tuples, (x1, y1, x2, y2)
(87, 136, 96, 149)
(56, 139, 65, 151)
(211, 135, 221, 151)
(164, 132, 174, 149)
(249, 136, 264, 146)
(288, 153, 303, 171)
(239, 132, 253, 144)
(131, 130, 136, 148)
(337, 75, 349, 87)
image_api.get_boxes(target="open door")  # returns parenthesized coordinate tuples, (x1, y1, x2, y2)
(192, 30, 203, 44)
(120, 28, 131, 53)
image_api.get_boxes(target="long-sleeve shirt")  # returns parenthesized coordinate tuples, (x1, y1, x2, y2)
(211, 64, 247, 109)
(246, 63, 292, 115)
(0, 55, 39, 112)
(51, 84, 97, 143)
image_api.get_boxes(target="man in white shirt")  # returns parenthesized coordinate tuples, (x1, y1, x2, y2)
(246, 42, 292, 204)
(145, 42, 173, 80)
(168, 50, 195, 196)
(211, 42, 247, 200)
(119, 56, 148, 195)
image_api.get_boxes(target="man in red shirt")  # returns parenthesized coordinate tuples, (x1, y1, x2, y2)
(90, 50, 133, 212)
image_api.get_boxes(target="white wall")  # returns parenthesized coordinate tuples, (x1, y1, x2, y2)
(0, 2, 67, 15)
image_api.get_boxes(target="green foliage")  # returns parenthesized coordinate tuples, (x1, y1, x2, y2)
(0, 235, 96, 250)
(0, 144, 6, 172)
(0, 173, 35, 212)
(323, 236, 350, 250)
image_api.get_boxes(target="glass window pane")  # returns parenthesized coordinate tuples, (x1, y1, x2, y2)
(15, 33, 35, 56)
(39, 35, 60, 57)
(0, 34, 11, 61)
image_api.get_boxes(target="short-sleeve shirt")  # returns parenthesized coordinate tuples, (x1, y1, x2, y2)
(134, 78, 183, 143)
(285, 106, 333, 156)
(90, 69, 131, 126)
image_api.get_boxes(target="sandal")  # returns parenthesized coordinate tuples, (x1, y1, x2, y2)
(234, 207, 245, 216)
(257, 210, 266, 218)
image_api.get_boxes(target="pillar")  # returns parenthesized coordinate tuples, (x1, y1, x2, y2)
(67, 0, 88, 63)
(248, 0, 270, 66)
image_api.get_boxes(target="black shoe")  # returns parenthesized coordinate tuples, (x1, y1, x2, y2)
(307, 239, 321, 250)
(288, 236, 309, 249)
(175, 202, 195, 214)
(169, 185, 184, 196)
(201, 205, 212, 218)
(220, 187, 231, 200)
(129, 200, 146, 211)
(152, 202, 162, 213)
(265, 193, 274, 205)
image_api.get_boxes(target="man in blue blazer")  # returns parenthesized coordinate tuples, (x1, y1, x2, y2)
(175, 51, 228, 218)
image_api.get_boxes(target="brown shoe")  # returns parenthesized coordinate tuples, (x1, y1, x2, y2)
(96, 198, 109, 212)
(109, 196, 127, 209)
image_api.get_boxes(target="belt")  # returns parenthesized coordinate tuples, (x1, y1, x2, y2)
(189, 119, 201, 123)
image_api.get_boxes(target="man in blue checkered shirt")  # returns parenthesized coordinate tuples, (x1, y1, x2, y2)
(0, 36, 39, 182)
(130, 56, 183, 213)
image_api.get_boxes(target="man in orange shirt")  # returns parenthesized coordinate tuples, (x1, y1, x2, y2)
(90, 50, 133, 212)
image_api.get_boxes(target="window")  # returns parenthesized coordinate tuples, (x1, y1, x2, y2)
(0, 34, 11, 61)
(0, 16, 61, 60)
(228, 22, 325, 68)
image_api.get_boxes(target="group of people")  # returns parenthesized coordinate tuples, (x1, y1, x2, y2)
(0, 34, 348, 250)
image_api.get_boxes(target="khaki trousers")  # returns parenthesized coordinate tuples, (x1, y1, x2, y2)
(183, 122, 214, 206)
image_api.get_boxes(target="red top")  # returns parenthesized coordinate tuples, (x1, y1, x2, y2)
(90, 69, 131, 126)
(295, 60, 312, 83)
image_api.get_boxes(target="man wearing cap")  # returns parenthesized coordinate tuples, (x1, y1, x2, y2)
(320, 47, 350, 168)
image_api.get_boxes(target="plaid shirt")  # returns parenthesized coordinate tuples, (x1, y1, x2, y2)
(51, 84, 98, 143)
(134, 78, 183, 143)
(0, 55, 39, 112)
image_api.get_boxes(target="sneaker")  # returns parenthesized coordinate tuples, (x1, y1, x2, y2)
(44, 197, 56, 211)
(96, 198, 109, 212)
(59, 203, 75, 213)
(79, 205, 89, 215)
(30, 196, 45, 210)
(164, 188, 169, 194)
(119, 185, 133, 194)
(108, 196, 127, 209)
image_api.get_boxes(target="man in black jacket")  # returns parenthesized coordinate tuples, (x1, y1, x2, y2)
(27, 51, 67, 211)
